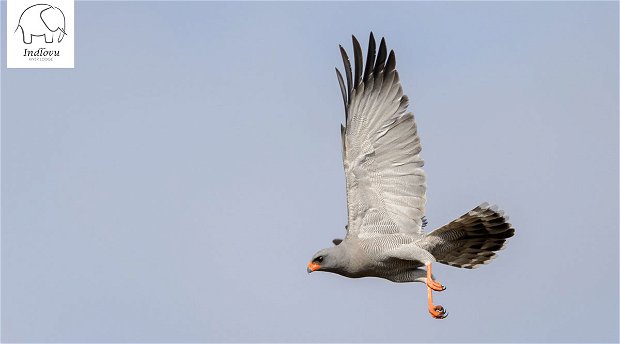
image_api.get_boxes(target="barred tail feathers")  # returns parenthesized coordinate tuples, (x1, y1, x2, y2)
(422, 203, 515, 269)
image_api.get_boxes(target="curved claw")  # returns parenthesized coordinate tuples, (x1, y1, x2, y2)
(427, 280, 446, 292)
(428, 305, 448, 319)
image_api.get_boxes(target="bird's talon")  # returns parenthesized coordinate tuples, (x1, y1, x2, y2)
(431, 310, 447, 319)
(428, 303, 447, 319)
(427, 280, 445, 292)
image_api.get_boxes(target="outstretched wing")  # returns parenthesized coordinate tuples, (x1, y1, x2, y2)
(336, 33, 426, 238)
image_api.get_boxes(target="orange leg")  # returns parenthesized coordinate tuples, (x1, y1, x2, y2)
(426, 263, 447, 319)
(426, 263, 446, 291)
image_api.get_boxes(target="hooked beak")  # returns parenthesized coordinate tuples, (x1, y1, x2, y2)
(307, 262, 320, 274)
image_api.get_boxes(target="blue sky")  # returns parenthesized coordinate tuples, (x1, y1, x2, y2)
(2, 1, 618, 342)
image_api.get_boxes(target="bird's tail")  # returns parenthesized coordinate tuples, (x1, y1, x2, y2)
(421, 203, 515, 269)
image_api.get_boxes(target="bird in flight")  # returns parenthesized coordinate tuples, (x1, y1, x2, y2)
(307, 33, 515, 319)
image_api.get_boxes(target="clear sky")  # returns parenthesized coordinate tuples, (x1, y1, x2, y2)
(2, 1, 618, 342)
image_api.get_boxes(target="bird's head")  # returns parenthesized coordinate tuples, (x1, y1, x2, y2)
(307, 246, 346, 274)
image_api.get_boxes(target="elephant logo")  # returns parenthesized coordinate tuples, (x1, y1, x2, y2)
(15, 4, 67, 44)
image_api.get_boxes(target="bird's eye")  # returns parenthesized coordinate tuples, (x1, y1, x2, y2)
(314, 256, 324, 263)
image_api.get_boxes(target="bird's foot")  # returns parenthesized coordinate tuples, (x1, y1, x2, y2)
(428, 303, 448, 319)
(426, 279, 446, 292)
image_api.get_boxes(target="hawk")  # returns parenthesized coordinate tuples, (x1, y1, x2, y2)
(307, 33, 515, 319)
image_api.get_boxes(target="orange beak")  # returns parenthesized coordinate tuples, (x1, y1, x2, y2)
(307, 262, 320, 273)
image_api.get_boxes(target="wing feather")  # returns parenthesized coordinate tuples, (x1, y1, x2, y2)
(335, 68, 348, 108)
(352, 35, 363, 88)
(339, 46, 353, 108)
(363, 33, 376, 83)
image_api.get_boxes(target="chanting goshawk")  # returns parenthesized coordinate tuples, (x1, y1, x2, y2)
(306, 33, 515, 319)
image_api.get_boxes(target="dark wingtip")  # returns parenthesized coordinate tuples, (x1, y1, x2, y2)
(363, 32, 377, 83)
(338, 45, 347, 59)
(374, 37, 388, 75)
(335, 67, 348, 117)
(352, 35, 363, 88)
(339, 44, 353, 102)
(386, 50, 396, 72)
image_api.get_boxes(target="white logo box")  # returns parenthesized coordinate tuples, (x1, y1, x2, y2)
(7, 0, 74, 68)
